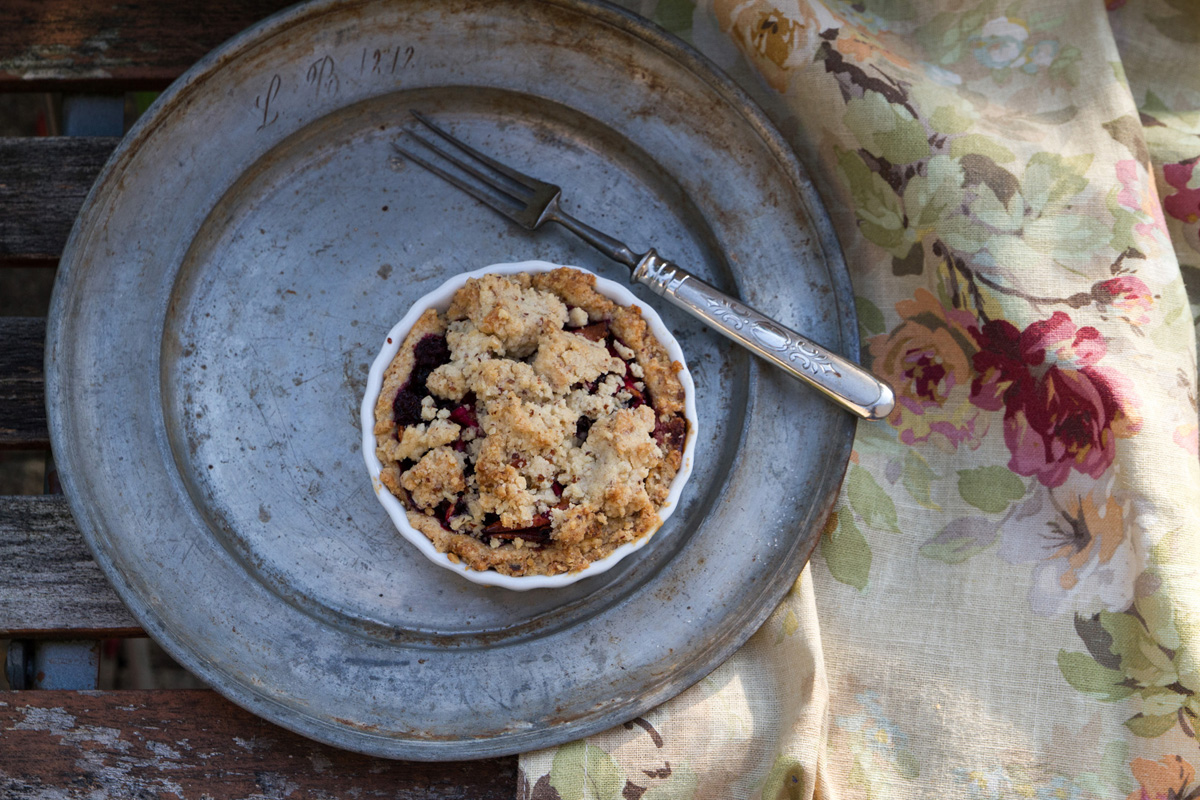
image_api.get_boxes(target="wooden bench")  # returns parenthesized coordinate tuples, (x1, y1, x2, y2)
(0, 2, 517, 795)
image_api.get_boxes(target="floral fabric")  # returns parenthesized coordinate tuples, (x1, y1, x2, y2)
(519, 1, 1200, 798)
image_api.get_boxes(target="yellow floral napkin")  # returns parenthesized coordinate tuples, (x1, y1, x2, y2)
(521, 1, 1200, 797)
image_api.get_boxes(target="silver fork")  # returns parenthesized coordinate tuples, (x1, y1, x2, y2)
(393, 111, 895, 421)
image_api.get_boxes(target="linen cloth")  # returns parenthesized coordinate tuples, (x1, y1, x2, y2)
(520, 1, 1200, 798)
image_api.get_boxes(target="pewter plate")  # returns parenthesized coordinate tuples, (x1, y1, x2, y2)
(46, 0, 857, 760)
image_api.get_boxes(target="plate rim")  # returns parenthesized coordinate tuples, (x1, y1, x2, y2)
(45, 0, 858, 760)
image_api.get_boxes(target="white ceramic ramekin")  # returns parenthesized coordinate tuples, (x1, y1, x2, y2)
(360, 260, 698, 590)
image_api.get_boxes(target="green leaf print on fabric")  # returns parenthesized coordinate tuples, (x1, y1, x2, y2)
(902, 449, 940, 510)
(844, 90, 933, 166)
(930, 104, 975, 135)
(1099, 610, 1175, 685)
(1024, 214, 1110, 263)
(916, 5, 993, 66)
(970, 181, 1025, 235)
(856, 295, 887, 338)
(904, 154, 967, 238)
(847, 464, 900, 532)
(821, 507, 872, 591)
(1062, 587, 1200, 737)
(920, 517, 999, 564)
(1021, 152, 1092, 216)
(549, 742, 624, 800)
(1057, 650, 1135, 702)
(949, 134, 1017, 164)
(957, 466, 1026, 513)
(822, 34, 1120, 324)
(836, 147, 909, 257)
(1143, 92, 1200, 138)
(892, 243, 925, 276)
(1125, 713, 1179, 739)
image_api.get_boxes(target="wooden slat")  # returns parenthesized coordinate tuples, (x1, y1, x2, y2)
(0, 495, 140, 636)
(0, 317, 48, 448)
(0, 690, 519, 799)
(0, 137, 117, 267)
(0, 0, 295, 92)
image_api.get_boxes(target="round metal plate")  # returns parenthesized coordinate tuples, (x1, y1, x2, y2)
(46, 0, 857, 760)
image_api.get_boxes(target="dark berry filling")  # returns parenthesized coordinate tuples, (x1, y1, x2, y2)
(392, 333, 451, 427)
(413, 333, 451, 374)
(448, 393, 480, 432)
(568, 320, 610, 342)
(392, 390, 425, 428)
(653, 415, 688, 460)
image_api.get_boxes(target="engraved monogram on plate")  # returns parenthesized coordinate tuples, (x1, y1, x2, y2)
(252, 45, 417, 133)
(702, 296, 841, 377)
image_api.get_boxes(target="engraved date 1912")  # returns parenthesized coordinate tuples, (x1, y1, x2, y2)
(360, 44, 415, 76)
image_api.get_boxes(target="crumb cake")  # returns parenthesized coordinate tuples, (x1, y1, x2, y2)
(373, 268, 689, 577)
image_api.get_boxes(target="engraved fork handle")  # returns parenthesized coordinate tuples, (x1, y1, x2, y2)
(632, 250, 896, 420)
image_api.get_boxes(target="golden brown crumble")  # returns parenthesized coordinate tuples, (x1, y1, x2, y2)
(374, 268, 689, 577)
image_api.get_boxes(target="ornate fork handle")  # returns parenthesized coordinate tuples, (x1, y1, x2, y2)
(395, 114, 895, 420)
(633, 250, 895, 420)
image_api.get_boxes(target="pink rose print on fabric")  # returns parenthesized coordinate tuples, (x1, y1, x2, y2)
(1092, 275, 1154, 326)
(970, 312, 1142, 487)
(1116, 159, 1169, 252)
(1162, 157, 1200, 254)
(868, 289, 987, 450)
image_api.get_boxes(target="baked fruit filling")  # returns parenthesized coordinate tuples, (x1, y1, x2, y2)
(373, 268, 688, 577)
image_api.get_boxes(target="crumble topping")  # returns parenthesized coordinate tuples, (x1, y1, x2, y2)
(373, 268, 689, 577)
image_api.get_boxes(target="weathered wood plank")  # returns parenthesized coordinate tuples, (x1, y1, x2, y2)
(0, 690, 520, 799)
(0, 317, 48, 448)
(0, 137, 117, 267)
(0, 495, 140, 636)
(0, 0, 295, 92)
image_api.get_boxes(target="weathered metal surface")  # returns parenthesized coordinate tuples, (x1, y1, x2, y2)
(0, 690, 518, 799)
(46, 0, 857, 760)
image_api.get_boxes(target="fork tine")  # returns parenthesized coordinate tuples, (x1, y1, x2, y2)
(404, 130, 528, 203)
(410, 110, 548, 193)
(391, 142, 526, 222)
